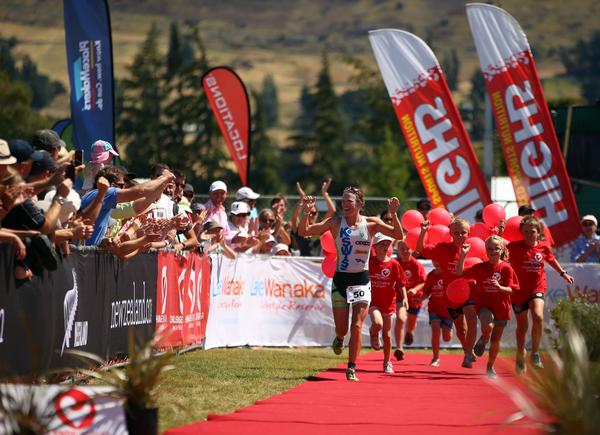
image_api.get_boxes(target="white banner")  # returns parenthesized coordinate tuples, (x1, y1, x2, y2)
(205, 255, 334, 349)
(206, 255, 600, 349)
(0, 385, 126, 434)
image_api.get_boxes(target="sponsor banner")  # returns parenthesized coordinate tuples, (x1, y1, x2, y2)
(369, 29, 491, 221)
(466, 4, 581, 245)
(63, 0, 115, 160)
(202, 67, 251, 186)
(0, 384, 126, 434)
(204, 256, 334, 348)
(156, 252, 211, 348)
(0, 246, 156, 376)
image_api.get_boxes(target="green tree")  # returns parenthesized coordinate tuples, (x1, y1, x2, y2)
(118, 23, 167, 176)
(249, 91, 282, 193)
(260, 74, 279, 127)
(0, 71, 49, 139)
(468, 69, 486, 141)
(561, 31, 600, 103)
(166, 22, 183, 80)
(369, 125, 410, 199)
(442, 49, 460, 92)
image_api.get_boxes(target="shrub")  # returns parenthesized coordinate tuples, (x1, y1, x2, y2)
(550, 299, 600, 361)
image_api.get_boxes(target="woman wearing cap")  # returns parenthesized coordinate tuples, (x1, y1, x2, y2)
(227, 201, 259, 253)
(299, 186, 403, 381)
(571, 215, 600, 263)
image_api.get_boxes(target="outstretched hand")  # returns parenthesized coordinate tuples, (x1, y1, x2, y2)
(321, 178, 332, 195)
(295, 182, 306, 199)
(387, 197, 400, 215)
(302, 195, 316, 213)
(420, 220, 431, 233)
(460, 242, 471, 257)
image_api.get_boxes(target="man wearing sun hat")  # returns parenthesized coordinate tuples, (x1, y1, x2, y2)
(571, 214, 600, 263)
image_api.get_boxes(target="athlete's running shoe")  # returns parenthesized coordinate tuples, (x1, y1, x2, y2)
(430, 357, 440, 367)
(332, 337, 344, 355)
(346, 367, 359, 381)
(394, 349, 404, 361)
(486, 367, 498, 379)
(531, 352, 544, 369)
(461, 354, 473, 368)
(474, 336, 487, 357)
(404, 331, 414, 346)
(370, 331, 381, 350)
(515, 357, 526, 374)
(383, 361, 394, 374)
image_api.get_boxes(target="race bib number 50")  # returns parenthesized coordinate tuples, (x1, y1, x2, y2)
(346, 284, 371, 305)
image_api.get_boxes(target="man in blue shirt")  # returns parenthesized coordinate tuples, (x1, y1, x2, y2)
(571, 214, 600, 263)
(79, 167, 175, 246)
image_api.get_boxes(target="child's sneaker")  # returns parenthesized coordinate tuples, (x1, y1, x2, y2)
(393, 349, 404, 361)
(332, 337, 344, 355)
(404, 331, 414, 346)
(430, 357, 440, 367)
(486, 366, 498, 379)
(461, 354, 473, 368)
(516, 356, 526, 374)
(346, 367, 359, 381)
(383, 361, 394, 373)
(474, 336, 488, 357)
(531, 352, 544, 368)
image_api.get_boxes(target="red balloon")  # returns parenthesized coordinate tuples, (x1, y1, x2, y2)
(428, 224, 451, 245)
(321, 253, 336, 278)
(483, 203, 506, 228)
(401, 210, 424, 230)
(446, 278, 470, 306)
(503, 216, 524, 242)
(470, 222, 493, 241)
(464, 257, 483, 270)
(429, 208, 451, 226)
(404, 227, 427, 251)
(320, 231, 336, 254)
(465, 237, 486, 260)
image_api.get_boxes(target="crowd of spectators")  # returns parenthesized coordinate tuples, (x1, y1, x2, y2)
(2, 131, 600, 282)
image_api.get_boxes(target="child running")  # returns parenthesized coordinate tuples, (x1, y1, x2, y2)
(368, 233, 408, 373)
(395, 240, 426, 360)
(409, 261, 453, 367)
(456, 236, 520, 378)
(507, 215, 574, 373)
(417, 217, 478, 368)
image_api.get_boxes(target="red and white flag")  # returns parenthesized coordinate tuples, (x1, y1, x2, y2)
(369, 29, 491, 222)
(467, 3, 580, 246)
(202, 66, 251, 186)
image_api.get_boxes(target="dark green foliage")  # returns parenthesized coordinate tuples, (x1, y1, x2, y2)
(368, 125, 410, 200)
(261, 74, 279, 127)
(561, 31, 600, 103)
(442, 49, 460, 92)
(468, 69, 486, 141)
(550, 298, 600, 361)
(249, 91, 282, 192)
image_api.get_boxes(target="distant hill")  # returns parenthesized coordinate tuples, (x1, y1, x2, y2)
(1, 0, 598, 123)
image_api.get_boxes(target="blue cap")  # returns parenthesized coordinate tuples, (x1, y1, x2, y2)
(30, 150, 58, 177)
(8, 139, 34, 163)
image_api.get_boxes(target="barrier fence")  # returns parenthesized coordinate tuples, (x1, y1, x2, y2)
(1, 244, 599, 376)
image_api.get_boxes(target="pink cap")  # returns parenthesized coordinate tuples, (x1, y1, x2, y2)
(91, 140, 119, 164)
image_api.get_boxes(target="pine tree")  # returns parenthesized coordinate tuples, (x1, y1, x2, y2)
(369, 125, 410, 200)
(443, 49, 460, 92)
(166, 22, 183, 80)
(249, 91, 282, 193)
(561, 31, 600, 103)
(118, 23, 167, 176)
(261, 74, 279, 127)
(469, 69, 486, 141)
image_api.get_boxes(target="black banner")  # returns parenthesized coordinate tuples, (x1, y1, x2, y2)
(0, 246, 156, 376)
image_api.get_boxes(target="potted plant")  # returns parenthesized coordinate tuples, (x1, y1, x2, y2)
(69, 329, 175, 435)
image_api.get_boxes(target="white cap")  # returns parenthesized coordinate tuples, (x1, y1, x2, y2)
(272, 243, 290, 255)
(209, 180, 227, 193)
(373, 232, 394, 245)
(581, 214, 598, 226)
(230, 201, 251, 215)
(236, 186, 260, 200)
(265, 235, 277, 245)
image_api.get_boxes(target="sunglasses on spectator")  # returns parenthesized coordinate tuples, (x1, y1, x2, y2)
(235, 213, 250, 217)
(583, 221, 596, 227)
(261, 218, 275, 223)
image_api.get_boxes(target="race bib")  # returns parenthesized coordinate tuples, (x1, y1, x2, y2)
(346, 284, 371, 304)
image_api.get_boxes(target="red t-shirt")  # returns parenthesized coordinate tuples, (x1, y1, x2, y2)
(507, 240, 555, 304)
(422, 242, 462, 286)
(464, 261, 520, 320)
(422, 269, 448, 318)
(398, 256, 426, 308)
(369, 257, 407, 315)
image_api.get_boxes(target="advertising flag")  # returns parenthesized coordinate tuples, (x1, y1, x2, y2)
(369, 30, 491, 221)
(63, 0, 115, 161)
(202, 67, 251, 186)
(466, 3, 581, 246)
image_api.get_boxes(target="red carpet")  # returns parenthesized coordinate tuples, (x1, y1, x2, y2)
(166, 352, 540, 435)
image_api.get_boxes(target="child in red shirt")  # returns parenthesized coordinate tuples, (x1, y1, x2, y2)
(457, 236, 520, 378)
(395, 240, 426, 359)
(369, 233, 408, 373)
(507, 215, 574, 373)
(410, 260, 453, 367)
(417, 217, 477, 368)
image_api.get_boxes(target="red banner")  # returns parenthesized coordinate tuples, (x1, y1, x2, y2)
(156, 252, 211, 347)
(369, 30, 491, 221)
(202, 66, 251, 186)
(467, 4, 580, 246)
